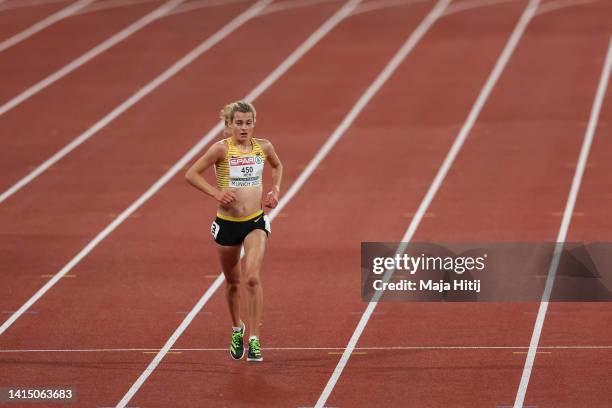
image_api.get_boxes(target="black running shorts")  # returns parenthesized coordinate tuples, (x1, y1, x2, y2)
(211, 210, 270, 246)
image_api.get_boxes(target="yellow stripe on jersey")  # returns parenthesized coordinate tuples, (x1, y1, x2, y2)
(215, 137, 266, 188)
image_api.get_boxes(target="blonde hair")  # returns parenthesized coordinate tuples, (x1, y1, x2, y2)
(220, 100, 256, 128)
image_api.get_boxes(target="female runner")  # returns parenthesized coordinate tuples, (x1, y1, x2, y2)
(185, 101, 282, 362)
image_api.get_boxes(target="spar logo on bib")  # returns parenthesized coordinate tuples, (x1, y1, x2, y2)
(229, 157, 256, 166)
(228, 154, 264, 187)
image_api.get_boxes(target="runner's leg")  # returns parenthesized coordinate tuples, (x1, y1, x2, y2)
(242, 229, 267, 338)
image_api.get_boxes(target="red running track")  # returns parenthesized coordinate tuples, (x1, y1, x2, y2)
(0, 0, 167, 102)
(0, 0, 253, 192)
(0, 0, 611, 407)
(523, 2, 612, 405)
(0, 0, 344, 313)
(0, 0, 424, 406)
(326, 1, 612, 407)
(0, 0, 76, 41)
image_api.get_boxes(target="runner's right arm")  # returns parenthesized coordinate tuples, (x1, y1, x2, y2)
(185, 142, 236, 205)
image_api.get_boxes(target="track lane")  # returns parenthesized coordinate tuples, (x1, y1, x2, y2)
(519, 3, 612, 405)
(324, 2, 612, 407)
(0, 0, 167, 102)
(119, 1, 542, 407)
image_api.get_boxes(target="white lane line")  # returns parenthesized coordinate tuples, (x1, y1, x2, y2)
(443, 0, 513, 17)
(351, 0, 512, 18)
(535, 0, 603, 16)
(167, 0, 251, 16)
(0, 0, 94, 53)
(73, 0, 159, 16)
(167, 0, 331, 19)
(258, 0, 337, 16)
(350, 0, 425, 16)
(313, 1, 540, 407)
(0, 0, 186, 119)
(0, 0, 261, 205)
(2, 345, 611, 353)
(0, 0, 70, 12)
(513, 36, 612, 408)
(0, 0, 274, 338)
(113, 2, 362, 406)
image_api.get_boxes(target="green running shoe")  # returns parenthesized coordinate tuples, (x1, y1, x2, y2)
(230, 322, 245, 360)
(247, 337, 263, 362)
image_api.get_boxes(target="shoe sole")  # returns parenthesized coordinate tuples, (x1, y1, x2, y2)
(247, 357, 263, 362)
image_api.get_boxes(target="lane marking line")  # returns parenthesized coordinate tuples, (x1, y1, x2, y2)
(258, 0, 338, 17)
(551, 211, 584, 216)
(1, 310, 38, 314)
(0, 0, 94, 53)
(74, 0, 160, 16)
(40, 274, 76, 278)
(498, 406, 538, 408)
(535, 0, 602, 16)
(401, 211, 434, 218)
(328, 351, 367, 355)
(298, 406, 338, 408)
(175, 311, 211, 314)
(512, 351, 551, 355)
(349, 311, 385, 315)
(1, 345, 611, 353)
(350, 0, 427, 17)
(142, 351, 181, 354)
(167, 0, 248, 16)
(0, 0, 274, 337)
(0, 0, 70, 12)
(513, 35, 612, 408)
(98, 406, 139, 408)
(443, 0, 513, 17)
(314, 1, 541, 407)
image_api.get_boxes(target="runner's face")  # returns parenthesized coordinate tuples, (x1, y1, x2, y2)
(230, 111, 255, 142)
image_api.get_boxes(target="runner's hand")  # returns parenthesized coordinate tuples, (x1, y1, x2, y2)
(264, 190, 279, 208)
(215, 191, 237, 205)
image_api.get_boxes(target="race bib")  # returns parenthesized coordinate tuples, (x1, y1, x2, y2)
(229, 155, 264, 187)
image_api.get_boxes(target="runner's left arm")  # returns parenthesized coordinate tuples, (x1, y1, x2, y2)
(261, 140, 282, 208)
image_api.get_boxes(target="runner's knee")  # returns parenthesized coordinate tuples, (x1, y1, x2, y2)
(246, 275, 260, 290)
(225, 278, 240, 294)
